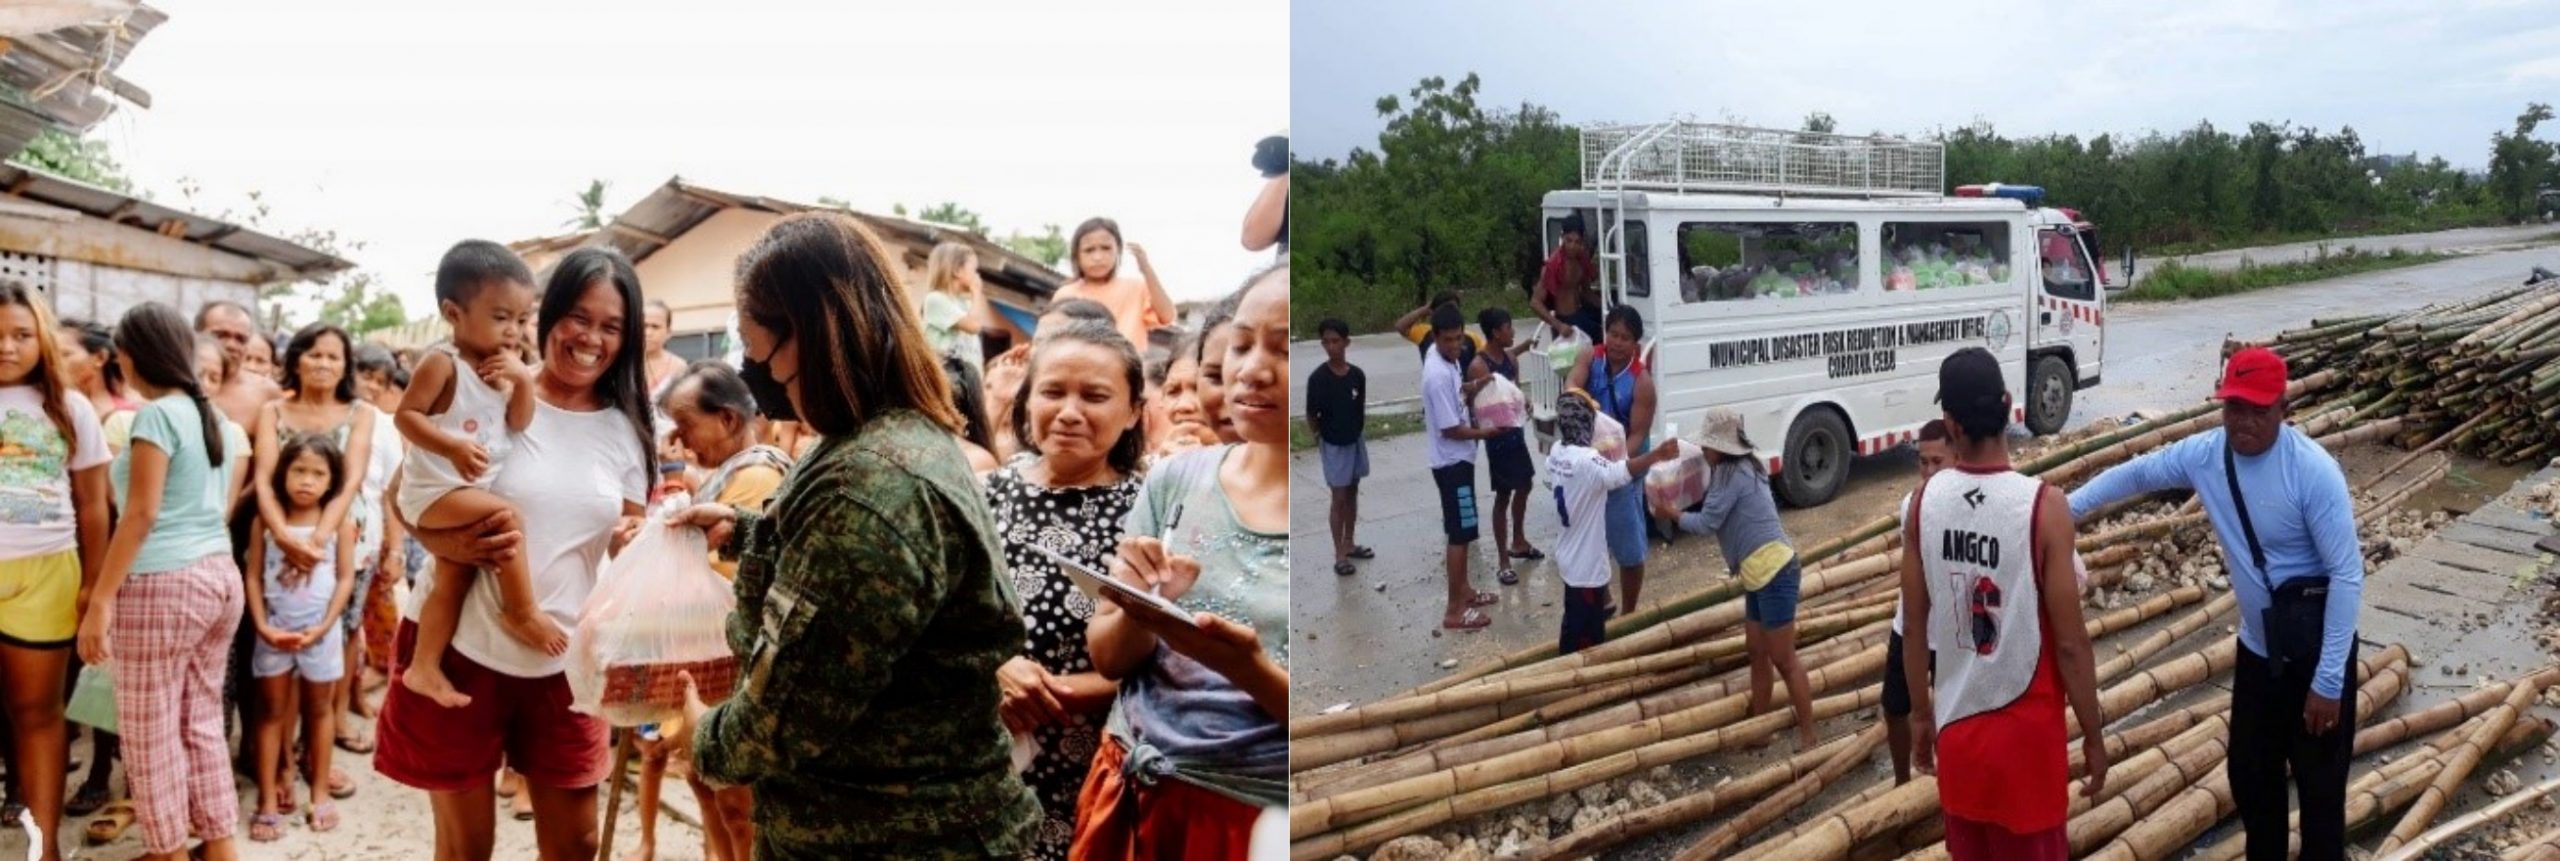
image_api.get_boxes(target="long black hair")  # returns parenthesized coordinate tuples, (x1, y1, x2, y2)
(280, 322, 358, 404)
(734, 212, 961, 439)
(540, 247, 656, 469)
(63, 317, 122, 395)
(1011, 318, 1147, 477)
(114, 302, 224, 467)
(943, 354, 994, 455)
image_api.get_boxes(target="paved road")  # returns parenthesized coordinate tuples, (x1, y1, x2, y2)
(1289, 223, 2560, 418)
(1288, 242, 2560, 717)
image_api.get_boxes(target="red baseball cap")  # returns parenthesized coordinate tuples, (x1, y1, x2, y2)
(2215, 347, 2287, 407)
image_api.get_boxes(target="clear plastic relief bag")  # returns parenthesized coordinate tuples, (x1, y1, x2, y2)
(567, 492, 740, 726)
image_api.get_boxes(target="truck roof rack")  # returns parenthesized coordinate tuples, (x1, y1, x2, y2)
(1580, 121, 1945, 199)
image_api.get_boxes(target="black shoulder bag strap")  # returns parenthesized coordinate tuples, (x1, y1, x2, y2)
(2221, 439, 2268, 573)
(2229, 435, 2327, 679)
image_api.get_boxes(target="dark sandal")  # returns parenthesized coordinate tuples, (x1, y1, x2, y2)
(336, 725, 375, 754)
(1497, 567, 1520, 585)
(1509, 546, 1546, 561)
(1334, 560, 1357, 577)
(1347, 546, 1375, 559)
(329, 767, 356, 800)
(1443, 608, 1493, 630)
(66, 781, 110, 816)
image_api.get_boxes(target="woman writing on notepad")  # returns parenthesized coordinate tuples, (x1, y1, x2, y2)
(1075, 265, 1288, 860)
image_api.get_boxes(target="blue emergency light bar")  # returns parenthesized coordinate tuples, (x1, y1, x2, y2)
(1951, 183, 2045, 205)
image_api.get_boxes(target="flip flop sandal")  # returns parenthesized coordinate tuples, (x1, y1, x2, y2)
(1348, 546, 1375, 559)
(1333, 560, 1357, 576)
(1442, 608, 1493, 630)
(66, 781, 110, 816)
(1509, 546, 1546, 561)
(1497, 567, 1520, 586)
(85, 800, 135, 845)
(511, 795, 537, 822)
(248, 812, 286, 843)
(336, 726, 376, 754)
(329, 767, 356, 800)
(1468, 591, 1500, 607)
(308, 801, 341, 833)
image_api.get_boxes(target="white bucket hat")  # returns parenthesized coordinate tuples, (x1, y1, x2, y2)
(1696, 408, 1752, 457)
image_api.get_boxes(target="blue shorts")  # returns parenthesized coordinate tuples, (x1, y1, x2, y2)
(1605, 483, 1649, 568)
(1742, 559, 1803, 627)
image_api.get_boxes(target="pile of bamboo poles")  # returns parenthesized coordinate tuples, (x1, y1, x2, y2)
(1292, 306, 2560, 859)
(2257, 271, 2560, 464)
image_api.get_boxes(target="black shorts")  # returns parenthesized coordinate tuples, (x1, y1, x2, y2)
(1486, 430, 1535, 492)
(1433, 461, 1480, 545)
(1882, 630, 1936, 719)
(1560, 585, 1613, 654)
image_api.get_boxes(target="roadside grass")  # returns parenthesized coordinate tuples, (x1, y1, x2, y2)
(1291, 411, 1428, 453)
(2120, 246, 2459, 302)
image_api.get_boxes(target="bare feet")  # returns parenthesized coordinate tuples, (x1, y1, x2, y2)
(499, 609, 570, 656)
(1796, 730, 1820, 753)
(620, 842, 657, 861)
(401, 662, 474, 708)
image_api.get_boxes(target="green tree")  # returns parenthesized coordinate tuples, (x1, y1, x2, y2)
(1001, 223, 1067, 269)
(565, 179, 608, 230)
(914, 202, 989, 235)
(10, 127, 131, 191)
(2488, 102, 2557, 221)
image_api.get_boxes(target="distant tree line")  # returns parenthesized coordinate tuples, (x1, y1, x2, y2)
(1292, 71, 2560, 332)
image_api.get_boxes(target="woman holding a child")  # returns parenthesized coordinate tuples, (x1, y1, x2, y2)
(374, 244, 655, 861)
(660, 212, 1039, 859)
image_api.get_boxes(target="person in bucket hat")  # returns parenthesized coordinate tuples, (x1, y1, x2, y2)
(1653, 407, 1818, 751)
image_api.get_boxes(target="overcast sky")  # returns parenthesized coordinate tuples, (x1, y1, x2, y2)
(89, 0, 1285, 320)
(1293, 0, 2560, 169)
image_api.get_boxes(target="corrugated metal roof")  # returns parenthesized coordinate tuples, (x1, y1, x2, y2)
(0, 162, 352, 282)
(0, 2, 164, 133)
(594, 177, 1065, 299)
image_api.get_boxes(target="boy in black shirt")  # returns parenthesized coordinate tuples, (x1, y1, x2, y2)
(1307, 318, 1373, 576)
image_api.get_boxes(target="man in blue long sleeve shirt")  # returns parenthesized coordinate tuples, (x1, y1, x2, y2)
(2064, 347, 2359, 861)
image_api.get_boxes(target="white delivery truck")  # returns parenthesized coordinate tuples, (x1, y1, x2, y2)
(1522, 121, 2106, 508)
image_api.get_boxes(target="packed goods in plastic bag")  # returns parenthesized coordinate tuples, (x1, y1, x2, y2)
(1473, 374, 1527, 429)
(1545, 326, 1591, 374)
(67, 664, 114, 732)
(1644, 440, 1709, 512)
(567, 493, 739, 726)
(1591, 411, 1628, 461)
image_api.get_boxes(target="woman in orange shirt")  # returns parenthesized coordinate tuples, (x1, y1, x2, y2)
(1051, 217, 1177, 351)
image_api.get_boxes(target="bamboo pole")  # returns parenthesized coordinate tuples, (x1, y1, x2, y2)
(1670, 724, 1886, 861)
(2379, 774, 2560, 861)
(2377, 673, 2546, 852)
(2190, 715, 2556, 861)
(2359, 410, 2493, 494)
(1515, 729, 1868, 861)
(2504, 822, 2560, 861)
(1289, 684, 1886, 860)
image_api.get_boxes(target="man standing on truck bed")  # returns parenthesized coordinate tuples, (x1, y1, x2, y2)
(1532, 213, 1604, 346)
(2064, 347, 2362, 861)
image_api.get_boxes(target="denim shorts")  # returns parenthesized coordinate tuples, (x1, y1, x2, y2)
(1604, 483, 1649, 568)
(1742, 558, 1803, 626)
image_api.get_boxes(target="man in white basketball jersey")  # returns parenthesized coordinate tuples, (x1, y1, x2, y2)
(1898, 347, 2107, 861)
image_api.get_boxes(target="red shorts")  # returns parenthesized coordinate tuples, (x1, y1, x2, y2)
(374, 620, 609, 792)
(1942, 813, 2068, 861)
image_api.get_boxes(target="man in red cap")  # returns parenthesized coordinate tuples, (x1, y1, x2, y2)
(2066, 346, 2363, 861)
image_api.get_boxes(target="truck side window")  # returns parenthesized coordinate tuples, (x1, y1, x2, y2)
(1674, 221, 1858, 303)
(1882, 222, 2012, 292)
(2040, 230, 2097, 302)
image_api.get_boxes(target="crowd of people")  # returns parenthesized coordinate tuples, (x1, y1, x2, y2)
(0, 183, 1290, 859)
(1350, 250, 2362, 858)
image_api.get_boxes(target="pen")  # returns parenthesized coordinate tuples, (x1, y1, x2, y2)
(1156, 502, 1186, 597)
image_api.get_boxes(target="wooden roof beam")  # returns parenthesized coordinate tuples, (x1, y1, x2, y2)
(8, 33, 152, 109)
(607, 221, 673, 247)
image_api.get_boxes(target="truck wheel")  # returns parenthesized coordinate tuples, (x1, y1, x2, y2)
(2028, 356, 2073, 436)
(1777, 409, 1850, 508)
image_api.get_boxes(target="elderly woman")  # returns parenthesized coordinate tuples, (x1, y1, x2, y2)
(373, 246, 656, 861)
(1075, 266, 1289, 858)
(983, 319, 1147, 859)
(666, 212, 1037, 859)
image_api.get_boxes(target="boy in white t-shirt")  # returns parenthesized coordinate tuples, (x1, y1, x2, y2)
(1544, 391, 1679, 653)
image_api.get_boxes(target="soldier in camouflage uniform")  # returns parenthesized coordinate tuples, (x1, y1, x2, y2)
(671, 211, 1039, 860)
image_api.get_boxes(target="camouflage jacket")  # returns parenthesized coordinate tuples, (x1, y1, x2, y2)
(693, 409, 1040, 855)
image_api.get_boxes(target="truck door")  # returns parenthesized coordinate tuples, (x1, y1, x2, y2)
(2032, 226, 2104, 387)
